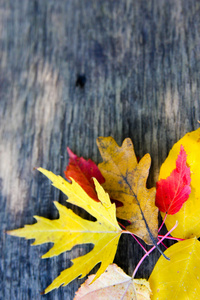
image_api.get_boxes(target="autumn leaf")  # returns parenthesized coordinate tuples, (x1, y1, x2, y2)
(8, 168, 122, 294)
(155, 145, 191, 215)
(158, 128, 200, 239)
(97, 137, 158, 246)
(64, 148, 105, 200)
(149, 238, 200, 299)
(74, 264, 151, 300)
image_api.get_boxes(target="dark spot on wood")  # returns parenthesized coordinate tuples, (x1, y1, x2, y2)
(76, 74, 86, 88)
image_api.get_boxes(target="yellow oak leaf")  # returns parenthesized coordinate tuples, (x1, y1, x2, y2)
(149, 238, 200, 299)
(74, 264, 151, 300)
(158, 128, 200, 239)
(8, 168, 122, 294)
(97, 137, 158, 245)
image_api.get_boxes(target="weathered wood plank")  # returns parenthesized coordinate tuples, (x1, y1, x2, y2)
(1, 0, 200, 299)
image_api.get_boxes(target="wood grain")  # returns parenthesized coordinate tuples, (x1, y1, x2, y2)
(0, 0, 200, 299)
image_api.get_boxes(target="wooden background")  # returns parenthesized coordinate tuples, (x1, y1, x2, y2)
(1, 1, 200, 299)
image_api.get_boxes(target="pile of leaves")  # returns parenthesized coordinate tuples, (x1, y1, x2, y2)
(8, 128, 200, 299)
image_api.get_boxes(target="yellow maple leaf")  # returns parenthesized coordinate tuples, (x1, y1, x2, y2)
(149, 238, 200, 299)
(74, 263, 152, 300)
(158, 128, 200, 239)
(8, 168, 122, 294)
(97, 137, 158, 245)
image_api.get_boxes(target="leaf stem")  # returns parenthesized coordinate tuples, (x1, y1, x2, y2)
(158, 213, 167, 232)
(118, 221, 126, 229)
(158, 238, 168, 249)
(121, 230, 148, 254)
(131, 234, 148, 254)
(132, 221, 178, 279)
(157, 237, 168, 249)
(158, 234, 184, 241)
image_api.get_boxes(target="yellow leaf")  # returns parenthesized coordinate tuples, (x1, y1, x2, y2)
(159, 128, 200, 239)
(97, 137, 158, 245)
(74, 264, 151, 300)
(149, 238, 200, 299)
(8, 168, 122, 294)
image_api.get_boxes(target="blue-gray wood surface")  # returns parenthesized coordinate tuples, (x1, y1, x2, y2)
(1, 1, 200, 299)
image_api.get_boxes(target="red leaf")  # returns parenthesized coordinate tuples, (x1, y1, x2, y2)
(155, 145, 191, 215)
(64, 148, 105, 201)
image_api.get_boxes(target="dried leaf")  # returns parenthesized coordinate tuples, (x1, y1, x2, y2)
(156, 145, 191, 215)
(97, 136, 158, 245)
(8, 168, 122, 294)
(75, 264, 151, 300)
